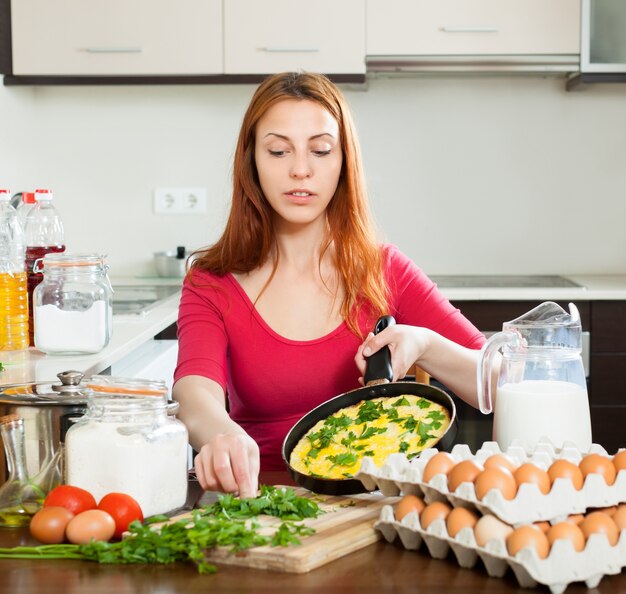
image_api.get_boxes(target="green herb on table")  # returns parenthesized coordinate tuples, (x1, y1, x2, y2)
(0, 486, 321, 574)
(0, 362, 4, 372)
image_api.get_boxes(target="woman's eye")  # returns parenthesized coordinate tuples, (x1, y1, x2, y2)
(313, 149, 332, 157)
(268, 150, 286, 157)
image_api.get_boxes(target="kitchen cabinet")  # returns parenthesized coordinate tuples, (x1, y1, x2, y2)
(223, 0, 366, 75)
(10, 0, 223, 76)
(366, 0, 580, 73)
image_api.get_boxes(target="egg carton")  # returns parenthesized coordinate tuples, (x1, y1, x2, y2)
(375, 505, 626, 594)
(355, 441, 626, 525)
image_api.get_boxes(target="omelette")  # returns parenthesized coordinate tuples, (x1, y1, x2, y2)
(289, 395, 450, 479)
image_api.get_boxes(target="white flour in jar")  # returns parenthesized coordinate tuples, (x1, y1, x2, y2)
(66, 420, 188, 517)
(34, 301, 109, 353)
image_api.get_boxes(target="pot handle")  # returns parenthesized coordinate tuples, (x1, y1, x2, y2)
(363, 315, 396, 386)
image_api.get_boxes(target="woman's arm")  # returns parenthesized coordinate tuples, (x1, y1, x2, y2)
(354, 325, 481, 408)
(173, 375, 259, 498)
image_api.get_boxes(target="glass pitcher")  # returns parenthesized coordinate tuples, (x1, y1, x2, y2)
(477, 301, 592, 453)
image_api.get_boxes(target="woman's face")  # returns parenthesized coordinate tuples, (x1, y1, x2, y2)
(254, 99, 343, 229)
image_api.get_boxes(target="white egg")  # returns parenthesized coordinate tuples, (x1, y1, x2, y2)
(474, 514, 514, 547)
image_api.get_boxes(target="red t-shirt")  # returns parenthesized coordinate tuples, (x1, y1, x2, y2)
(174, 244, 485, 470)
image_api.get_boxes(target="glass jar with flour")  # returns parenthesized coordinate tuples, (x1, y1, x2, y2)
(64, 376, 189, 517)
(33, 253, 112, 354)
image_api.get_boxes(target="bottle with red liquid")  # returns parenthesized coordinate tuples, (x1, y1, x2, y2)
(24, 189, 65, 345)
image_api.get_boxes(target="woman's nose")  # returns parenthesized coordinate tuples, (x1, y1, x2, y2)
(289, 154, 312, 178)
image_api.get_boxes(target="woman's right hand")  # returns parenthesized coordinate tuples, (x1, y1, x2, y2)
(194, 431, 260, 499)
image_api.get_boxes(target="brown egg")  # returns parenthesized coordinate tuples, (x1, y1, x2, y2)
(29, 506, 75, 544)
(514, 463, 551, 495)
(533, 521, 550, 534)
(447, 460, 483, 492)
(420, 501, 452, 530)
(422, 452, 456, 483)
(548, 459, 584, 490)
(394, 494, 425, 521)
(547, 521, 586, 552)
(580, 511, 619, 546)
(483, 453, 518, 474)
(613, 450, 626, 473)
(579, 454, 617, 486)
(474, 467, 518, 501)
(446, 506, 479, 538)
(598, 506, 617, 517)
(65, 509, 116, 545)
(613, 504, 626, 531)
(474, 514, 514, 547)
(506, 525, 550, 559)
(566, 514, 584, 526)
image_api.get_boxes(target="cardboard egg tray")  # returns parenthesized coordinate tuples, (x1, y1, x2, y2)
(355, 441, 626, 525)
(374, 506, 626, 594)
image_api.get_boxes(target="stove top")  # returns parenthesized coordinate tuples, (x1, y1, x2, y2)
(429, 275, 584, 289)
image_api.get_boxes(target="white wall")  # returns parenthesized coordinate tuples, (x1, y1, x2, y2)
(1, 74, 625, 277)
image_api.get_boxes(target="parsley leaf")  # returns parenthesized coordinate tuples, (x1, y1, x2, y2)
(391, 396, 410, 407)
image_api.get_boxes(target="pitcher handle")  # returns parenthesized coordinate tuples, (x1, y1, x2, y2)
(476, 331, 518, 414)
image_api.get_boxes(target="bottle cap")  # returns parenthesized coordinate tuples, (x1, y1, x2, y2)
(0, 189, 10, 201)
(35, 188, 53, 201)
(22, 192, 36, 204)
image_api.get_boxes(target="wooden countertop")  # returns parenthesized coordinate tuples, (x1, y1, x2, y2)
(0, 472, 623, 594)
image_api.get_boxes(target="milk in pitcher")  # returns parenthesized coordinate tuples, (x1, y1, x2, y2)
(494, 379, 591, 452)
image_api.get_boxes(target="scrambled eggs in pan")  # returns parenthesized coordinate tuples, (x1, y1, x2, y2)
(289, 395, 450, 479)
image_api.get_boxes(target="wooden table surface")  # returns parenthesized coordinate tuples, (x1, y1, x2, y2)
(0, 472, 623, 594)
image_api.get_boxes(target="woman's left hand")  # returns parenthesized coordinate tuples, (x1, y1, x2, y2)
(354, 324, 431, 384)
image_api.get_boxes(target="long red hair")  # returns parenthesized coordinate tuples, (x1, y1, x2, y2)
(191, 72, 388, 336)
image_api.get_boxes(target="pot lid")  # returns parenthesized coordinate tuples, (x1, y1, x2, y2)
(0, 370, 89, 405)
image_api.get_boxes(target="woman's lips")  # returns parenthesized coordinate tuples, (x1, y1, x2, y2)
(285, 190, 316, 204)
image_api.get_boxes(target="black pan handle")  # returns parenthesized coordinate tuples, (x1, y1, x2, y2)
(363, 315, 396, 386)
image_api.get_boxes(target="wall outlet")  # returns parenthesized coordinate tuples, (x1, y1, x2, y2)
(153, 187, 208, 215)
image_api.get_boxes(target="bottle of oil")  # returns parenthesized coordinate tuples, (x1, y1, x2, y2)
(0, 414, 45, 527)
(24, 189, 65, 346)
(0, 188, 29, 351)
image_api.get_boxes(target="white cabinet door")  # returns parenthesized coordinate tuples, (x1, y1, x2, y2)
(11, 0, 223, 75)
(224, 0, 366, 74)
(367, 0, 580, 56)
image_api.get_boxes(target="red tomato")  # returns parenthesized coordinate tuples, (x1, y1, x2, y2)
(44, 485, 97, 515)
(97, 493, 144, 539)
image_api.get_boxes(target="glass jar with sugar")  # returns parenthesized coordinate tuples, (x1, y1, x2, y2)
(65, 376, 189, 517)
(33, 253, 112, 354)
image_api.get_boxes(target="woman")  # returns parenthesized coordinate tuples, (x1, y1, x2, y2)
(173, 72, 484, 498)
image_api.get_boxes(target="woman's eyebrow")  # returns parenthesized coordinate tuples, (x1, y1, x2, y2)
(263, 132, 336, 140)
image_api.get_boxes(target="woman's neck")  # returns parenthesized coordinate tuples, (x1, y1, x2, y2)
(272, 216, 332, 273)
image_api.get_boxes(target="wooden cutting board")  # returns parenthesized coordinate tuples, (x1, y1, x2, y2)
(165, 487, 397, 573)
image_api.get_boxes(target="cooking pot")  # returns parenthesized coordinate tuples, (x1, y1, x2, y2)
(154, 246, 188, 278)
(0, 370, 88, 482)
(282, 316, 458, 495)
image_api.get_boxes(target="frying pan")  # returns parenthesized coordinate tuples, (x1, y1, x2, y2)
(282, 316, 459, 495)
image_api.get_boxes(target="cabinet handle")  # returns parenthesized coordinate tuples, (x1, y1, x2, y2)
(440, 27, 499, 33)
(84, 47, 143, 53)
(260, 46, 320, 53)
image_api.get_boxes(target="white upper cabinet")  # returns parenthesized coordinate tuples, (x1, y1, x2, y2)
(11, 0, 223, 75)
(224, 0, 366, 74)
(367, 0, 580, 57)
